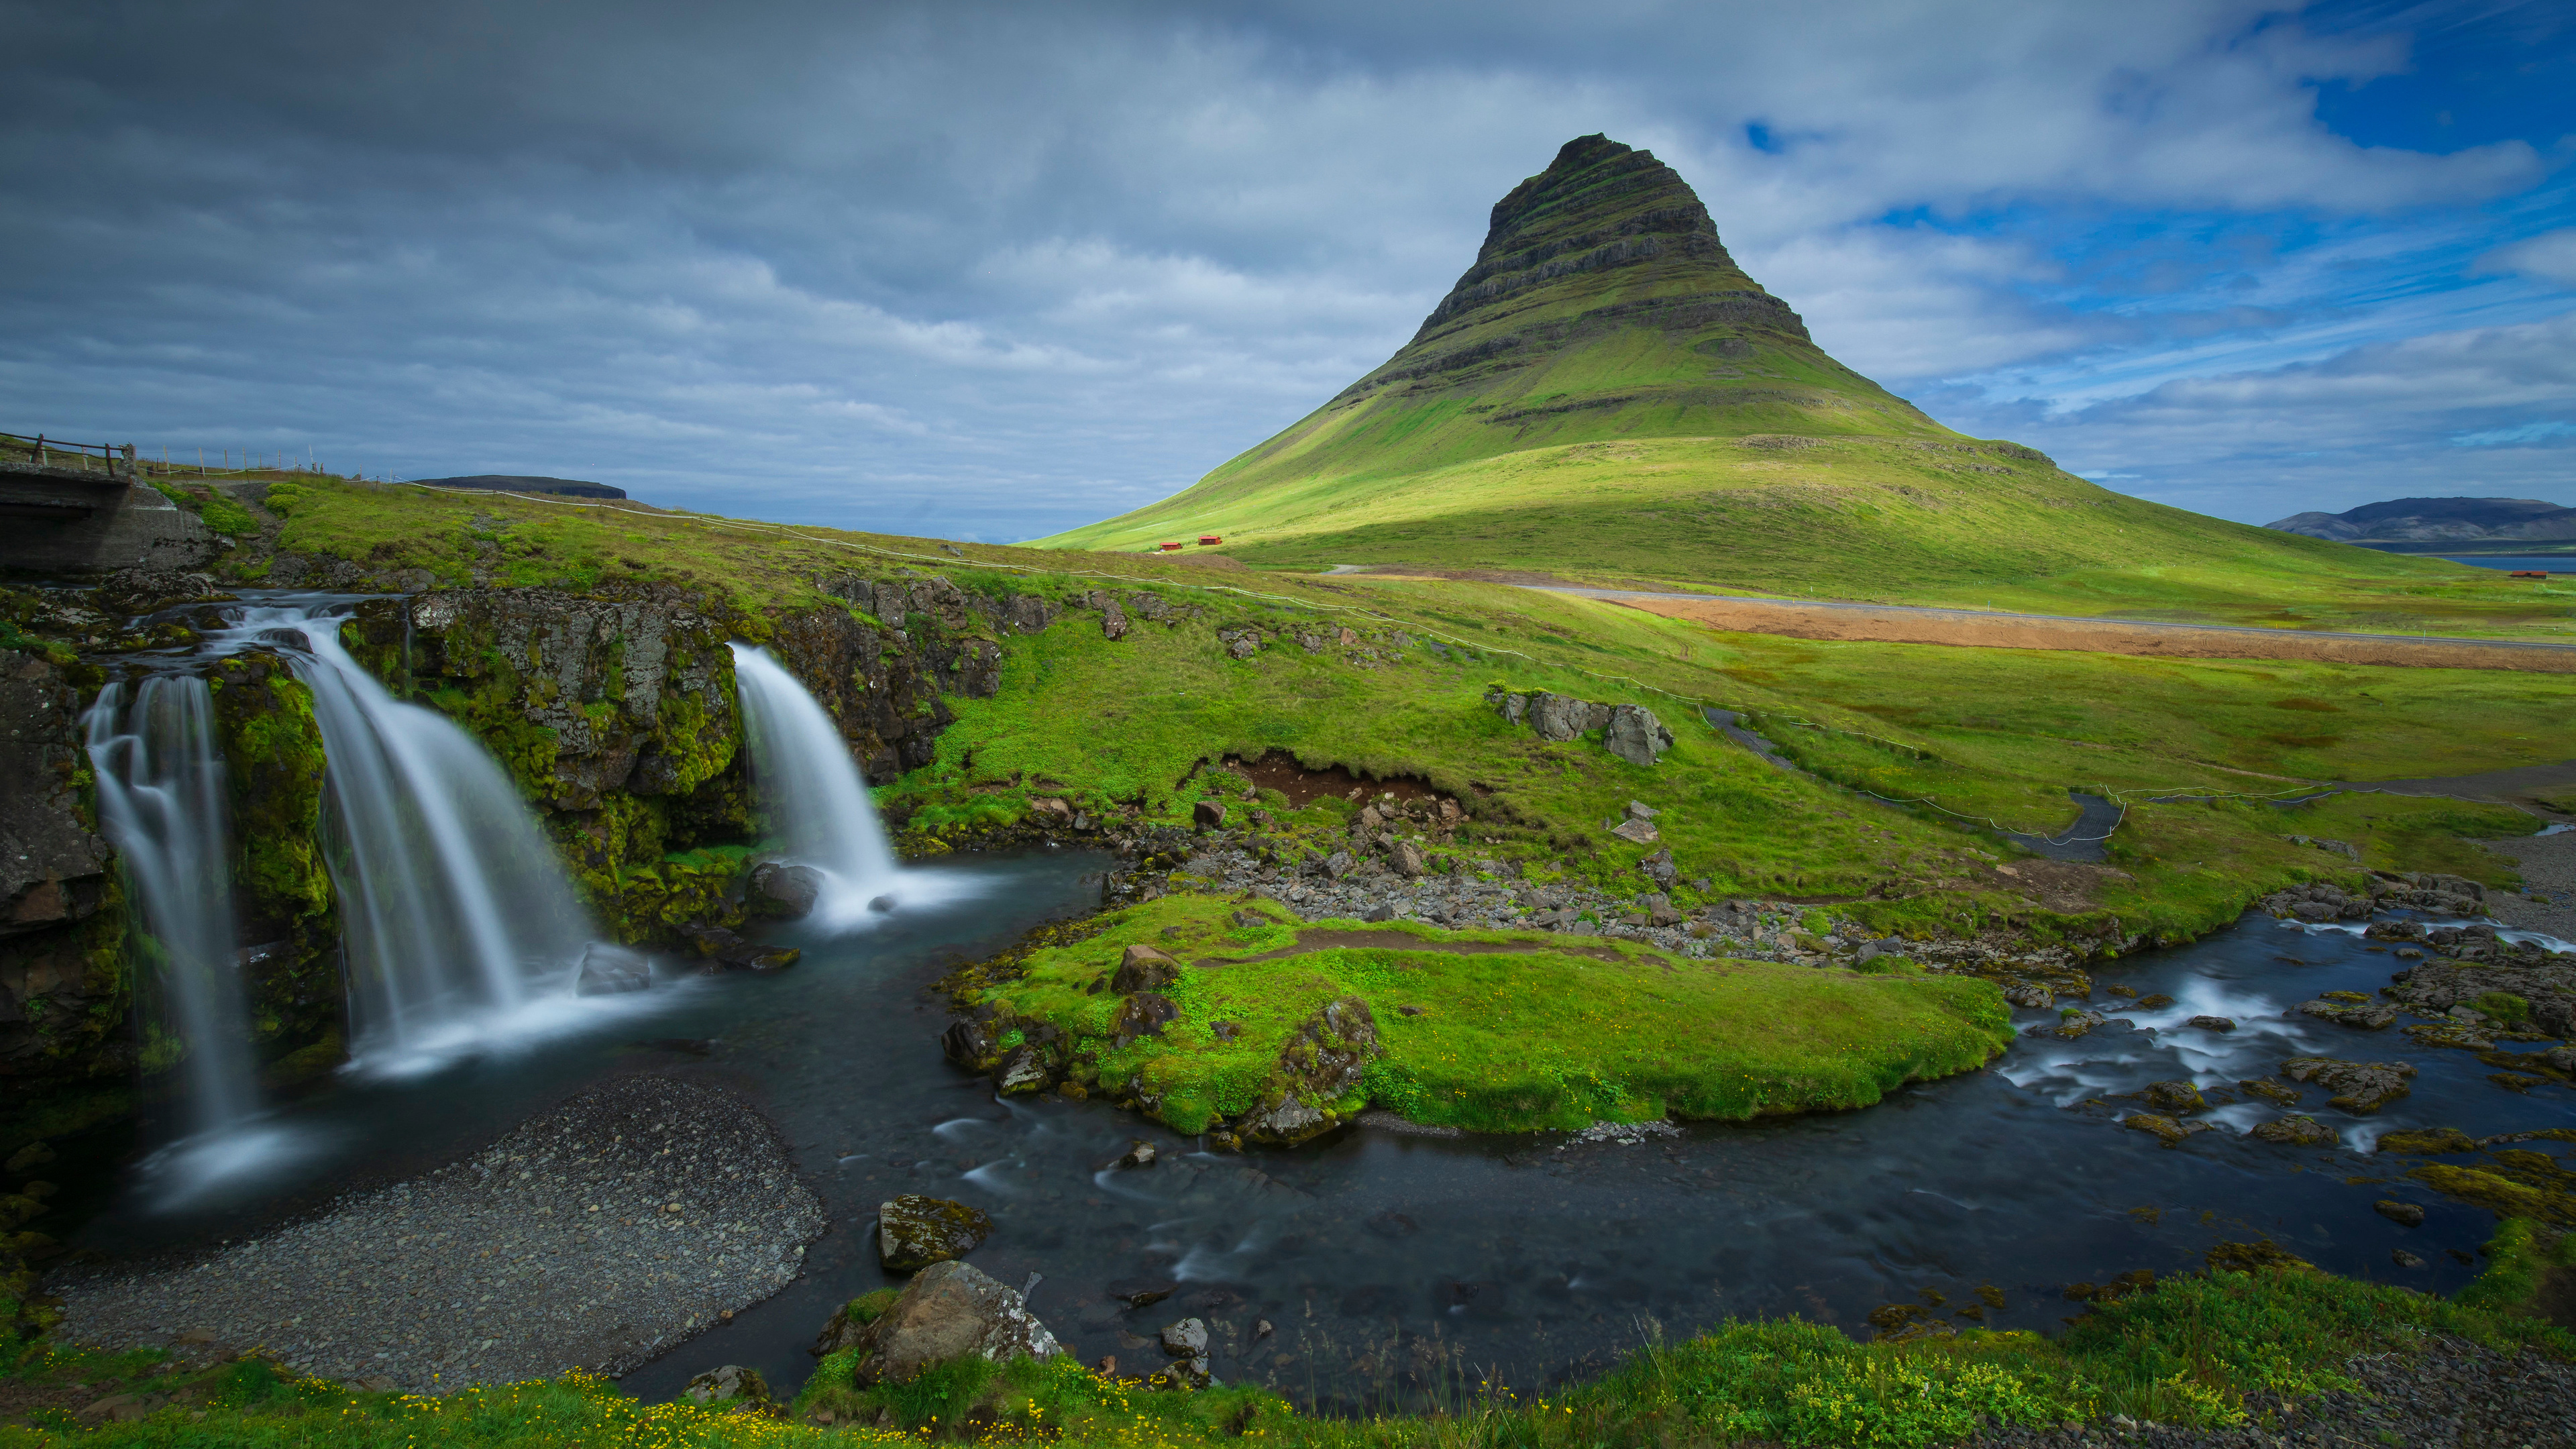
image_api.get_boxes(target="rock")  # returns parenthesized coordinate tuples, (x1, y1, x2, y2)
(2548, 1045, 2576, 1074)
(1603, 704, 1675, 766)
(1110, 993, 1179, 1049)
(678, 924, 799, 973)
(2282, 1057, 2416, 1114)
(1157, 1354, 1214, 1389)
(1524, 692, 1614, 742)
(2239, 1078, 2302, 1107)
(1638, 847, 1678, 888)
(682, 1364, 771, 1406)
(2373, 1199, 2427, 1227)
(1609, 817, 1660, 845)
(747, 861, 824, 918)
(1217, 629, 1261, 660)
(1393, 840, 1426, 877)
(1026, 796, 1074, 823)
(2123, 1114, 2190, 1148)
(3, 1142, 55, 1175)
(2002, 982, 2056, 1010)
(2298, 997, 2398, 1030)
(1623, 800, 1658, 821)
(2249, 1114, 2337, 1146)
(812, 1287, 904, 1356)
(1192, 799, 1226, 830)
(840, 1260, 1065, 1387)
(1361, 904, 1397, 923)
(1159, 1318, 1210, 1356)
(994, 1046, 1051, 1093)
(1109, 1279, 1176, 1308)
(2187, 1015, 2237, 1032)
(869, 894, 896, 913)
(877, 1194, 993, 1273)
(2375, 1127, 2477, 1156)
(1230, 910, 1265, 928)
(2141, 1080, 2206, 1113)
(1111, 944, 1182, 994)
(1234, 996, 1379, 1145)
(1113, 1140, 1159, 1170)
(2133, 993, 2174, 1009)
(74, 1395, 148, 1426)
(1323, 851, 1354, 879)
(2392, 1248, 2427, 1269)
(574, 942, 652, 996)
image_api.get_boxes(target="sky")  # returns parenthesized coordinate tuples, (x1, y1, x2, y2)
(1, 0, 2570, 540)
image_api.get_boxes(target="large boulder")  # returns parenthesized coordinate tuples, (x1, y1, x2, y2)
(1110, 944, 1181, 994)
(877, 1194, 993, 1273)
(747, 861, 824, 919)
(1603, 705, 1675, 767)
(2249, 1115, 2337, 1146)
(833, 1260, 1065, 1387)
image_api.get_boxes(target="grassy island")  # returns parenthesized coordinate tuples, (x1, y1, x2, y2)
(941, 894, 2013, 1136)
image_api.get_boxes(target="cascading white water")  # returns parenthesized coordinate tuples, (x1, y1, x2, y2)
(84, 676, 259, 1137)
(218, 605, 597, 1067)
(729, 643, 937, 926)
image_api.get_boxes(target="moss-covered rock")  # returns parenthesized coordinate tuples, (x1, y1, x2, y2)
(209, 649, 339, 1063)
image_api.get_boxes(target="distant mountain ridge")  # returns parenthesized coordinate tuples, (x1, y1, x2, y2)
(2266, 496, 2576, 543)
(414, 474, 626, 500)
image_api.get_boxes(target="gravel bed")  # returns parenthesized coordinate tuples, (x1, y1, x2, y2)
(2483, 827, 2576, 943)
(1967, 1333, 2576, 1448)
(50, 1075, 824, 1393)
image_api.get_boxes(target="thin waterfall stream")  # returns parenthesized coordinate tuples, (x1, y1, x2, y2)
(83, 677, 263, 1160)
(729, 642, 968, 926)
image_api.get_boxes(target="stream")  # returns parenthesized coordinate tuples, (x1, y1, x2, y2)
(57, 848, 2574, 1411)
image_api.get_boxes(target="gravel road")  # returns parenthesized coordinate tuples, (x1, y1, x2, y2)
(2485, 827, 2576, 943)
(1966, 1334, 2575, 1448)
(50, 1075, 824, 1393)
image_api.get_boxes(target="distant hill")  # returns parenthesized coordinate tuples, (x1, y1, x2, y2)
(1035, 135, 2452, 614)
(2267, 496, 2576, 544)
(413, 474, 627, 500)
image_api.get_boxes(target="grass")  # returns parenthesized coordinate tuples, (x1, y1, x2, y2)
(227, 474, 2559, 945)
(948, 894, 2012, 1134)
(10, 1225, 2568, 1447)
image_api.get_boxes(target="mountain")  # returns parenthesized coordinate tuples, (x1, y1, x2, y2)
(1035, 136, 2453, 611)
(415, 474, 627, 500)
(2267, 496, 2576, 543)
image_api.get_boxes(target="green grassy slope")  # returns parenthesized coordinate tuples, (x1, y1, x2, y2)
(1033, 137, 2565, 635)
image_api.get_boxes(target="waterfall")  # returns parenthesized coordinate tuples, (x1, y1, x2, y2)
(729, 643, 930, 926)
(84, 676, 259, 1138)
(259, 610, 596, 1064)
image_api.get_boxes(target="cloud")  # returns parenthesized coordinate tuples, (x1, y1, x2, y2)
(2452, 419, 2576, 447)
(0, 0, 2567, 539)
(2475, 228, 2576, 288)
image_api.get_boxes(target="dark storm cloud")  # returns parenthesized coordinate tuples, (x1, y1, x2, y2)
(1, 1, 2567, 536)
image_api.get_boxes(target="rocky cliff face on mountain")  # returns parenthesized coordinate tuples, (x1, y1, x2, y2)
(2267, 496, 2576, 543)
(1338, 133, 1820, 407)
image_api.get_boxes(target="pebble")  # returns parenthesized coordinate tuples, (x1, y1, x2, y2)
(50, 1075, 824, 1395)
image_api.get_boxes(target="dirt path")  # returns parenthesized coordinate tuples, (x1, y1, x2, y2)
(1536, 586, 2576, 672)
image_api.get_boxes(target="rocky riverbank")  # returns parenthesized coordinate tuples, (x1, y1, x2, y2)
(49, 1075, 822, 1393)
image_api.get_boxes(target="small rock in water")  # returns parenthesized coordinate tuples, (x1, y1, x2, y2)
(1108, 1279, 1176, 1309)
(2392, 1248, 2427, 1269)
(868, 894, 896, 914)
(576, 943, 652, 996)
(1159, 1318, 1210, 1356)
(877, 1194, 993, 1273)
(682, 1364, 770, 1406)
(2249, 1114, 2336, 1146)
(2187, 1014, 2237, 1032)
(2133, 993, 2175, 1009)
(1113, 1140, 1159, 1171)
(2374, 1199, 2427, 1227)
(2141, 1079, 2206, 1113)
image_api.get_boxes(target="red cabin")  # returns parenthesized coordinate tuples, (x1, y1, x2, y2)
(1197, 534, 1223, 546)
(1157, 541, 1184, 551)
(2510, 570, 2548, 579)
